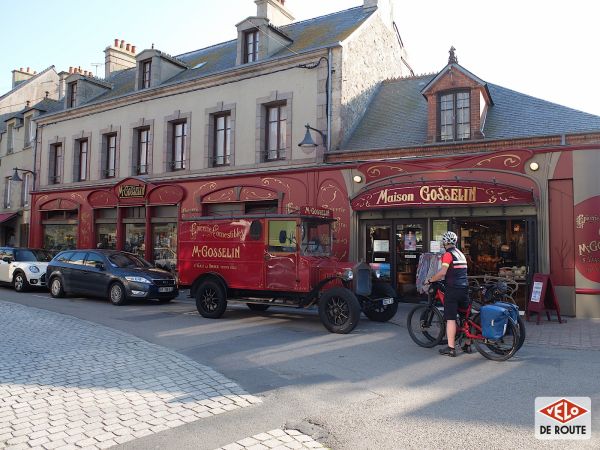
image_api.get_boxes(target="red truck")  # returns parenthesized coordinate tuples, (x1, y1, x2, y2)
(178, 207, 398, 333)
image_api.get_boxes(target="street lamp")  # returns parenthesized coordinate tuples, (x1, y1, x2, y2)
(298, 56, 330, 150)
(298, 124, 327, 148)
(10, 167, 36, 185)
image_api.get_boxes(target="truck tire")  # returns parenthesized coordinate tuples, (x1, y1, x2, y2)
(363, 282, 398, 322)
(318, 287, 361, 334)
(247, 303, 270, 311)
(195, 280, 227, 318)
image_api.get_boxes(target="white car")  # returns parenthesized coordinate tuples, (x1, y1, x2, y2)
(0, 247, 54, 292)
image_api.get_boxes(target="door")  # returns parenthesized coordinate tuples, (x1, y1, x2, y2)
(82, 252, 111, 296)
(265, 219, 298, 291)
(394, 221, 426, 297)
(365, 224, 393, 283)
(66, 251, 88, 294)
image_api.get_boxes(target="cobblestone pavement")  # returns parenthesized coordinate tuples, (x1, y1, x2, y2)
(391, 303, 600, 350)
(215, 429, 326, 450)
(0, 301, 261, 450)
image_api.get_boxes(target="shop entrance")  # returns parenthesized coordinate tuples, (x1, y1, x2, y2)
(365, 220, 426, 298)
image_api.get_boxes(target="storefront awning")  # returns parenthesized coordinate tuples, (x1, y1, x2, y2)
(0, 212, 17, 224)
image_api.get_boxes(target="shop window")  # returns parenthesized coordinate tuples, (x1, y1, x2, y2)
(268, 220, 297, 253)
(43, 224, 77, 252)
(96, 208, 117, 219)
(96, 223, 116, 249)
(124, 223, 146, 259)
(124, 207, 146, 219)
(152, 223, 177, 272)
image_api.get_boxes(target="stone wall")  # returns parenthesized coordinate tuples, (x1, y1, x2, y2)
(335, 12, 408, 149)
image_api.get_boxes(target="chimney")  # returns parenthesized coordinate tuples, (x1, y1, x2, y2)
(363, 0, 394, 29)
(104, 37, 137, 78)
(255, 0, 294, 26)
(58, 71, 70, 100)
(11, 67, 35, 88)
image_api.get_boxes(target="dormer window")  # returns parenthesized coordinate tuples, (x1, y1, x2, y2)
(244, 29, 259, 63)
(141, 59, 152, 88)
(67, 81, 77, 108)
(439, 90, 470, 141)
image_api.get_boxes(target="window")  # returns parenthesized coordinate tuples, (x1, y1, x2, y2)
(213, 113, 231, 166)
(49, 143, 63, 184)
(68, 82, 77, 108)
(137, 128, 150, 174)
(265, 103, 287, 161)
(21, 173, 31, 207)
(7, 124, 14, 154)
(268, 220, 297, 253)
(28, 116, 35, 146)
(3, 177, 11, 208)
(103, 133, 117, 178)
(76, 139, 89, 181)
(23, 116, 31, 147)
(171, 121, 187, 170)
(69, 251, 87, 265)
(85, 252, 105, 268)
(244, 29, 259, 63)
(439, 91, 470, 141)
(141, 59, 152, 88)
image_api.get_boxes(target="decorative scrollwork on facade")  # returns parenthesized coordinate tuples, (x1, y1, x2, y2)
(475, 154, 522, 168)
(365, 165, 405, 177)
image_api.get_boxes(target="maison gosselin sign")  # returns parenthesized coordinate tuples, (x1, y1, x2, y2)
(351, 182, 534, 210)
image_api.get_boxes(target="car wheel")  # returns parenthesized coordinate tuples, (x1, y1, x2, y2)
(50, 277, 65, 298)
(109, 282, 127, 306)
(247, 303, 270, 312)
(318, 287, 361, 334)
(363, 281, 398, 322)
(195, 280, 227, 318)
(13, 271, 30, 292)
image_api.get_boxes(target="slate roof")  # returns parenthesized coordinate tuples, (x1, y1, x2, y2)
(0, 66, 56, 102)
(84, 6, 374, 106)
(342, 75, 600, 151)
(0, 98, 63, 134)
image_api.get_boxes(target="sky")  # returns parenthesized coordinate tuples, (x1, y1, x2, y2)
(2, 0, 599, 116)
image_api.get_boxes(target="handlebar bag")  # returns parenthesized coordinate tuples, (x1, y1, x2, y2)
(480, 304, 510, 340)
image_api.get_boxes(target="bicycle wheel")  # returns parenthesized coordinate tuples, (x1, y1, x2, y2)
(407, 305, 445, 348)
(474, 318, 520, 361)
(515, 315, 526, 351)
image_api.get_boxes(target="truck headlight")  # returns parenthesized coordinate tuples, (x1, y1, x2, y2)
(28, 266, 40, 273)
(374, 270, 381, 279)
(341, 269, 354, 281)
(125, 276, 151, 284)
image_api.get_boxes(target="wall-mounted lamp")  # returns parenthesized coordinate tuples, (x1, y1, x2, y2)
(353, 175, 363, 183)
(529, 162, 539, 171)
(10, 167, 36, 184)
(298, 124, 326, 148)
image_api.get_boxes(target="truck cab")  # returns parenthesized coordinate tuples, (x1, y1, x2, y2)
(178, 207, 398, 333)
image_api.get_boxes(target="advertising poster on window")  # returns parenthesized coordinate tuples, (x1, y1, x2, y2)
(404, 231, 417, 251)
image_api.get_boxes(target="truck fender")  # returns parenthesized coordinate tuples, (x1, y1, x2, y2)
(191, 273, 228, 299)
(301, 276, 349, 307)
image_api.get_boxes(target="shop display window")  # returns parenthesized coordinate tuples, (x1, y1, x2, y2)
(124, 223, 146, 259)
(152, 223, 177, 272)
(96, 224, 116, 249)
(43, 224, 77, 252)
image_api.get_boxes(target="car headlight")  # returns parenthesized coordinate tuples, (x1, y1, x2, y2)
(374, 270, 381, 279)
(125, 276, 151, 284)
(341, 269, 354, 281)
(28, 266, 40, 273)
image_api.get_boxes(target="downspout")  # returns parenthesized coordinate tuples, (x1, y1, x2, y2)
(327, 48, 332, 151)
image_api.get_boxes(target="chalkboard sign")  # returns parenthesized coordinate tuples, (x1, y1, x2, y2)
(526, 273, 563, 324)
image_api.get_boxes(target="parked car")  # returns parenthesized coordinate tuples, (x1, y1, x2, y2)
(46, 250, 178, 305)
(0, 247, 54, 292)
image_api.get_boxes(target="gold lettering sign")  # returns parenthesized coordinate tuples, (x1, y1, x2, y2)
(118, 184, 146, 198)
(191, 245, 241, 259)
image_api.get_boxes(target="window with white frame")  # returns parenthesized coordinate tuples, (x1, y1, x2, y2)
(171, 121, 187, 170)
(439, 90, 470, 141)
(136, 127, 150, 174)
(3, 177, 11, 208)
(49, 142, 63, 185)
(21, 173, 31, 207)
(76, 139, 89, 181)
(265, 103, 287, 161)
(213, 113, 231, 166)
(7, 124, 14, 154)
(102, 133, 117, 178)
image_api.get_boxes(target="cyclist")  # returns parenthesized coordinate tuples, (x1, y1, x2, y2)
(425, 231, 470, 357)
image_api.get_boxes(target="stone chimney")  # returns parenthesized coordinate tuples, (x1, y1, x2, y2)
(11, 67, 35, 88)
(104, 38, 137, 78)
(363, 0, 395, 30)
(255, 0, 294, 26)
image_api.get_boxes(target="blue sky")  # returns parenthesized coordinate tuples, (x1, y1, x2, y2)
(2, 0, 599, 116)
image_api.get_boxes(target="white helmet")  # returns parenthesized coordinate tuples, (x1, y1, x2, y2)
(441, 231, 458, 246)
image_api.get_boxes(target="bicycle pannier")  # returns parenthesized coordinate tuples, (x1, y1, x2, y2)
(480, 304, 510, 340)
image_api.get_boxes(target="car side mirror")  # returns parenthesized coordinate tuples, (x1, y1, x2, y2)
(95, 263, 105, 271)
(2, 257, 11, 263)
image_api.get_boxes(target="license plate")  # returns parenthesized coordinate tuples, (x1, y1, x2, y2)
(382, 297, 394, 306)
(158, 287, 174, 293)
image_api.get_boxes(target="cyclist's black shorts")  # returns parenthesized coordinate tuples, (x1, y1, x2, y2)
(444, 286, 469, 320)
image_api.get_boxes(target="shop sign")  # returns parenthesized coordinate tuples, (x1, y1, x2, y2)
(300, 206, 333, 218)
(352, 182, 533, 210)
(574, 196, 600, 283)
(118, 184, 146, 199)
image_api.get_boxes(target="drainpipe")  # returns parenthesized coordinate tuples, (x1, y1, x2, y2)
(327, 48, 332, 151)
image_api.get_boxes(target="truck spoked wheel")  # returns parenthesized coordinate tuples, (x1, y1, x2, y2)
(195, 280, 227, 318)
(318, 287, 361, 334)
(363, 281, 398, 322)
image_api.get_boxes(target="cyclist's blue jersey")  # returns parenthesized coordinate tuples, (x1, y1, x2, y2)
(442, 246, 468, 288)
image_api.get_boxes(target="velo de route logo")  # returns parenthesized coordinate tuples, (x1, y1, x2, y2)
(535, 397, 591, 440)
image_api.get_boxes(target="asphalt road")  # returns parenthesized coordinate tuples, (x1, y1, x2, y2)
(1, 286, 599, 449)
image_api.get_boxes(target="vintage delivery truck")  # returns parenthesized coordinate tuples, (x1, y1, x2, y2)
(178, 207, 398, 333)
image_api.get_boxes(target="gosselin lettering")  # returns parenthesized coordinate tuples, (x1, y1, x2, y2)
(118, 184, 146, 198)
(578, 240, 600, 256)
(192, 245, 241, 259)
(375, 186, 477, 205)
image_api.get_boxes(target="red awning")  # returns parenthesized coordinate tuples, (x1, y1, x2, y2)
(0, 212, 17, 224)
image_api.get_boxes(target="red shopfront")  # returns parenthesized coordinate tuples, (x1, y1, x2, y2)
(350, 151, 540, 309)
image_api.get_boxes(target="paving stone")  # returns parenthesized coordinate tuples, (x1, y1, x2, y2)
(238, 437, 260, 446)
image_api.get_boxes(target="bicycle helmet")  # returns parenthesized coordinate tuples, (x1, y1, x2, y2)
(441, 231, 458, 246)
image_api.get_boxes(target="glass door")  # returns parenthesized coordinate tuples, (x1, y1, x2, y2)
(394, 222, 425, 297)
(366, 224, 392, 283)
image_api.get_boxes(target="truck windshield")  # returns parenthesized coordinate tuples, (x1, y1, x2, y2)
(300, 221, 332, 256)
